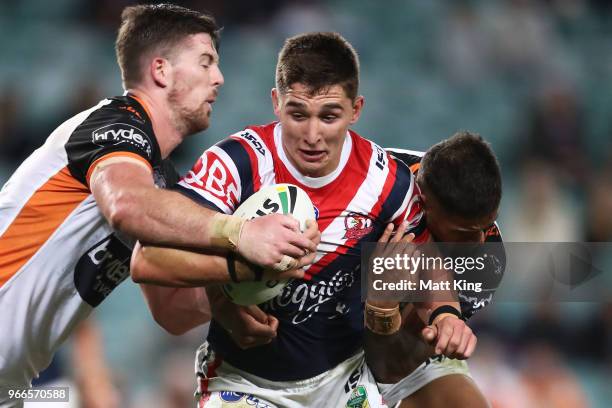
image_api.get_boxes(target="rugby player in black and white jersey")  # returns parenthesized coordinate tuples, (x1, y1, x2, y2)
(0, 5, 317, 407)
(367, 133, 505, 408)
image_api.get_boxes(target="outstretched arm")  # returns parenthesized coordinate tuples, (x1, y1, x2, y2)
(130, 220, 320, 286)
(91, 160, 317, 269)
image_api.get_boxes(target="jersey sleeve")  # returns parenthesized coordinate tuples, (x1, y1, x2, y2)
(65, 101, 157, 187)
(379, 155, 428, 241)
(175, 135, 258, 214)
(383, 149, 428, 241)
(460, 222, 506, 319)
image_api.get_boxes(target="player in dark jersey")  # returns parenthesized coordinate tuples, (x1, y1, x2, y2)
(132, 32, 477, 408)
(367, 133, 504, 407)
(0, 5, 317, 406)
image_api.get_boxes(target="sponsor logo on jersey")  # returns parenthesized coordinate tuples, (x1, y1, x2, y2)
(343, 212, 373, 240)
(243, 394, 274, 408)
(74, 234, 132, 307)
(217, 392, 273, 408)
(344, 365, 363, 393)
(313, 206, 320, 220)
(374, 144, 386, 171)
(267, 269, 355, 324)
(91, 123, 152, 158)
(219, 391, 244, 402)
(182, 153, 240, 211)
(346, 385, 370, 408)
(240, 132, 266, 156)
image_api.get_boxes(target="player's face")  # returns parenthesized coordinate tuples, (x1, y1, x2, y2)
(423, 189, 497, 243)
(272, 83, 364, 177)
(167, 33, 224, 135)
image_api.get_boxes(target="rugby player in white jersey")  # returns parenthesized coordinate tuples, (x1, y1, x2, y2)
(131, 32, 475, 408)
(0, 5, 316, 407)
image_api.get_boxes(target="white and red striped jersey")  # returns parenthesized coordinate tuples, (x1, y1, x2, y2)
(177, 122, 423, 381)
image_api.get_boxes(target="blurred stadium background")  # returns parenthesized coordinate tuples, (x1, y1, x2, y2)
(1, 0, 612, 407)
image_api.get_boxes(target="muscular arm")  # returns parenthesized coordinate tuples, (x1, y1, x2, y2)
(139, 284, 211, 335)
(91, 161, 222, 249)
(130, 220, 319, 286)
(130, 241, 231, 286)
(91, 160, 317, 269)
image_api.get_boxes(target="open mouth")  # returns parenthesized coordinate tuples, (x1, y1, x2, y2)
(299, 149, 326, 162)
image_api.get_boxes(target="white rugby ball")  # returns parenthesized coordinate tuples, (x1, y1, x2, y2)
(222, 183, 316, 305)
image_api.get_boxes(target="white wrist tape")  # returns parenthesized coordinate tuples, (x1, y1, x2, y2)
(209, 213, 246, 251)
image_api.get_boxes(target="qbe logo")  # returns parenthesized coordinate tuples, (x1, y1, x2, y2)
(92, 123, 152, 158)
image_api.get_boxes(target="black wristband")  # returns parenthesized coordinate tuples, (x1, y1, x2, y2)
(227, 254, 265, 282)
(227, 253, 239, 283)
(251, 263, 264, 281)
(428, 305, 463, 326)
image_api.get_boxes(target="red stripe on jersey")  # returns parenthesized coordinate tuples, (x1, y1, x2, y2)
(305, 242, 351, 278)
(414, 228, 430, 244)
(370, 152, 397, 224)
(305, 139, 378, 278)
(231, 136, 261, 192)
(249, 123, 376, 279)
(199, 355, 222, 397)
(307, 144, 398, 277)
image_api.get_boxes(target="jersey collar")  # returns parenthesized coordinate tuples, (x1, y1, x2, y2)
(274, 122, 352, 189)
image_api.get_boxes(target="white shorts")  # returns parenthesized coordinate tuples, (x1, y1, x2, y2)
(194, 342, 387, 408)
(377, 356, 471, 407)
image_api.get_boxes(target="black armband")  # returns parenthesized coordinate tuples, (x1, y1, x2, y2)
(428, 305, 463, 326)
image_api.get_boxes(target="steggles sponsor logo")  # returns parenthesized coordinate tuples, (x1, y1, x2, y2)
(92, 123, 152, 158)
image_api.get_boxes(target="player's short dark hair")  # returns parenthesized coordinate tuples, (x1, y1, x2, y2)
(418, 131, 502, 219)
(116, 3, 220, 88)
(276, 32, 359, 100)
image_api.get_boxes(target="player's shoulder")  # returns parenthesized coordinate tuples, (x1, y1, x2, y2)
(345, 132, 416, 190)
(347, 129, 392, 172)
(223, 122, 276, 158)
(63, 95, 160, 186)
(69, 95, 156, 156)
(386, 148, 424, 167)
(83, 95, 152, 130)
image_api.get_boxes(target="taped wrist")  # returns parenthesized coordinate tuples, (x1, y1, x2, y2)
(365, 303, 402, 335)
(272, 254, 299, 272)
(210, 213, 246, 251)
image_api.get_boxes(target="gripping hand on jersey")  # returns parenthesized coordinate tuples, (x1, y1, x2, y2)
(237, 216, 320, 271)
(367, 221, 415, 309)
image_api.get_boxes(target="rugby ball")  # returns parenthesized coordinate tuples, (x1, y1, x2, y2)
(222, 184, 316, 305)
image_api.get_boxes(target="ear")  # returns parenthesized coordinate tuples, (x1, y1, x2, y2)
(415, 177, 428, 209)
(349, 96, 365, 125)
(419, 192, 428, 209)
(150, 57, 171, 88)
(271, 88, 282, 117)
